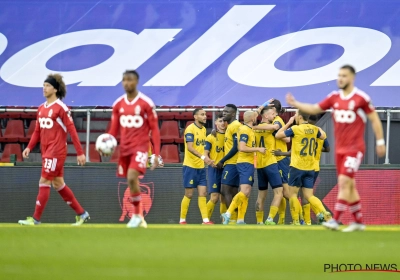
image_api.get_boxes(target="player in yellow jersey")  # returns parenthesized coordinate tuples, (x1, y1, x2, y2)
(221, 111, 266, 224)
(204, 113, 227, 220)
(216, 104, 241, 223)
(254, 99, 290, 224)
(179, 108, 214, 225)
(253, 106, 284, 225)
(275, 110, 328, 225)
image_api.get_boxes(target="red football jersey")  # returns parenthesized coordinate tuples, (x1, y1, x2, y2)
(28, 99, 84, 158)
(109, 92, 160, 157)
(318, 87, 375, 154)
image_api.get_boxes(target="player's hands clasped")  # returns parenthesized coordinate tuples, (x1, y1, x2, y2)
(376, 145, 386, 158)
(22, 148, 30, 159)
(77, 154, 86, 166)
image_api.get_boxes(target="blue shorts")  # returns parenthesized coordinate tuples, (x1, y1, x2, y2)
(207, 166, 222, 194)
(257, 163, 283, 190)
(277, 157, 290, 184)
(182, 166, 207, 188)
(314, 171, 319, 185)
(288, 167, 315, 189)
(237, 163, 255, 186)
(221, 164, 239, 187)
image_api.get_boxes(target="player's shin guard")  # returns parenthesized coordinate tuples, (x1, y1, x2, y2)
(278, 198, 286, 224)
(180, 196, 191, 221)
(289, 197, 301, 224)
(33, 184, 51, 221)
(349, 200, 363, 224)
(57, 184, 85, 215)
(308, 196, 326, 214)
(206, 200, 216, 220)
(302, 204, 311, 224)
(256, 211, 264, 224)
(198, 197, 209, 222)
(220, 202, 227, 215)
(333, 199, 348, 222)
(237, 196, 248, 221)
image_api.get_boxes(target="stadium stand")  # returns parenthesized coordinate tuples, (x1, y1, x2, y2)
(1, 143, 23, 162)
(160, 121, 180, 144)
(160, 144, 180, 163)
(0, 120, 25, 143)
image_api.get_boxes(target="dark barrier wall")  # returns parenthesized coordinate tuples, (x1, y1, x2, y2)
(1, 166, 399, 224)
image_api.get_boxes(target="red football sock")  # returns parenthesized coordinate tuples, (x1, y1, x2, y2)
(57, 185, 85, 215)
(333, 199, 348, 222)
(33, 184, 51, 221)
(349, 200, 363, 224)
(129, 192, 142, 215)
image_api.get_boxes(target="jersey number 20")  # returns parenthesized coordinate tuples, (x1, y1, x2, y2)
(300, 138, 316, 156)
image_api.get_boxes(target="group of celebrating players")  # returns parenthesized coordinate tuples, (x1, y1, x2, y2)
(18, 64, 386, 232)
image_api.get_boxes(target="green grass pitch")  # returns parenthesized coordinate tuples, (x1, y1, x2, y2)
(1, 224, 400, 280)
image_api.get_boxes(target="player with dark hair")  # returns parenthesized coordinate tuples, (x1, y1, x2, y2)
(179, 108, 214, 224)
(19, 74, 89, 226)
(286, 65, 385, 232)
(204, 113, 227, 219)
(109, 70, 161, 228)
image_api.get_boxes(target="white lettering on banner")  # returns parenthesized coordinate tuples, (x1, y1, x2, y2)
(0, 33, 7, 56)
(228, 27, 391, 87)
(371, 59, 400, 86)
(120, 115, 144, 128)
(0, 29, 181, 87)
(333, 110, 356, 123)
(144, 5, 275, 86)
(39, 117, 54, 129)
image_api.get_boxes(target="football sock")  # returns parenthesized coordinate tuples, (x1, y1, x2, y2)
(180, 195, 191, 221)
(289, 196, 301, 223)
(308, 196, 326, 214)
(198, 197, 209, 221)
(33, 184, 51, 221)
(206, 200, 216, 219)
(333, 199, 348, 222)
(237, 196, 248, 221)
(256, 211, 264, 224)
(268, 206, 279, 220)
(349, 200, 363, 224)
(302, 203, 311, 224)
(278, 198, 286, 224)
(220, 202, 227, 215)
(227, 192, 244, 215)
(57, 185, 85, 215)
(129, 192, 142, 215)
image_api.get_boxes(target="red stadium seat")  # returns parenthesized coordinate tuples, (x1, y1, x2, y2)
(157, 112, 176, 120)
(0, 120, 25, 142)
(1, 143, 23, 162)
(83, 144, 101, 162)
(160, 144, 180, 163)
(174, 121, 194, 143)
(175, 112, 193, 120)
(20, 120, 36, 142)
(160, 121, 179, 144)
(185, 121, 194, 128)
(110, 146, 120, 163)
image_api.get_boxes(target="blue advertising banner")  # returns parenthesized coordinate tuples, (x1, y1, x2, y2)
(0, 0, 399, 106)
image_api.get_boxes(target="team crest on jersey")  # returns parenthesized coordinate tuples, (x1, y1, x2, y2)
(348, 100, 355, 110)
(119, 108, 124, 113)
(48, 109, 53, 117)
(334, 102, 339, 108)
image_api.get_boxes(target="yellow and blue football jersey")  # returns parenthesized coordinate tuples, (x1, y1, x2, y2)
(183, 123, 206, 168)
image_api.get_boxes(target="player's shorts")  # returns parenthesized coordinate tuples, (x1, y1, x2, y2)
(183, 166, 207, 188)
(117, 150, 148, 178)
(257, 163, 283, 190)
(288, 167, 315, 189)
(237, 163, 255, 186)
(221, 164, 239, 187)
(207, 166, 222, 194)
(313, 171, 320, 185)
(277, 157, 290, 184)
(336, 151, 363, 178)
(41, 157, 66, 180)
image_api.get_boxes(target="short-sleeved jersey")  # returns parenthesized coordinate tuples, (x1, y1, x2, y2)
(109, 92, 160, 157)
(27, 99, 83, 158)
(237, 124, 256, 164)
(285, 123, 321, 171)
(224, 120, 242, 165)
(254, 123, 277, 168)
(205, 132, 225, 163)
(314, 136, 330, 172)
(318, 87, 374, 154)
(272, 116, 288, 161)
(183, 123, 206, 168)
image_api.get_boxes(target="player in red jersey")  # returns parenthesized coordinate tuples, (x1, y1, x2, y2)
(18, 74, 89, 226)
(286, 65, 385, 232)
(108, 70, 160, 228)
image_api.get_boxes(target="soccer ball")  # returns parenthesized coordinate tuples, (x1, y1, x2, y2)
(149, 154, 163, 167)
(95, 133, 117, 156)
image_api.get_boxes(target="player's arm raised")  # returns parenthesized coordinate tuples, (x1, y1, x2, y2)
(275, 116, 295, 139)
(147, 105, 161, 170)
(62, 108, 85, 166)
(367, 111, 386, 157)
(286, 93, 324, 115)
(24, 116, 41, 158)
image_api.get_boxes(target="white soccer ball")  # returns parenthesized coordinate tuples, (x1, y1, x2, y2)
(95, 133, 117, 156)
(149, 154, 163, 167)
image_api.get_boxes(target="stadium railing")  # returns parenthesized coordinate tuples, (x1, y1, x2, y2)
(0, 108, 397, 164)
